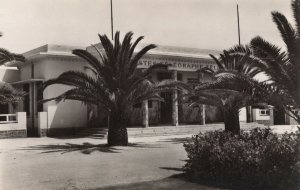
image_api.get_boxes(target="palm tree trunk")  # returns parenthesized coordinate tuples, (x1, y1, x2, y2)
(223, 109, 240, 134)
(107, 113, 128, 146)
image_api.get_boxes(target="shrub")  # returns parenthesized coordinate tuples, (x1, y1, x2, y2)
(184, 128, 300, 189)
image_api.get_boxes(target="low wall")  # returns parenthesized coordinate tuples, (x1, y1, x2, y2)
(0, 112, 27, 138)
(269, 125, 300, 134)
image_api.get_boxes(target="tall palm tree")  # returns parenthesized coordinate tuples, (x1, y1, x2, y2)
(42, 31, 181, 146)
(182, 50, 270, 134)
(228, 0, 300, 123)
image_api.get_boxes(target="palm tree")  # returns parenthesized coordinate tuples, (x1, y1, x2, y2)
(0, 48, 25, 65)
(42, 31, 181, 146)
(228, 0, 300, 123)
(0, 82, 25, 104)
(0, 47, 25, 104)
(182, 50, 270, 134)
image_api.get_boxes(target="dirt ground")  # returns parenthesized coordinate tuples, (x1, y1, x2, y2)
(0, 135, 191, 190)
(0, 125, 297, 190)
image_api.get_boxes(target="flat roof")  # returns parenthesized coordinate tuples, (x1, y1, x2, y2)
(7, 43, 220, 67)
(87, 43, 221, 59)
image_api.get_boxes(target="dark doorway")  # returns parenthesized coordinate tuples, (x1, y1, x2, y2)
(160, 92, 172, 124)
(274, 106, 286, 125)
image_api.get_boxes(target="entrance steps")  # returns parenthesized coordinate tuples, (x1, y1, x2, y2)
(127, 122, 264, 137)
(73, 122, 264, 138)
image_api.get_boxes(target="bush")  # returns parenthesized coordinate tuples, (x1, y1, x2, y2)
(184, 128, 300, 189)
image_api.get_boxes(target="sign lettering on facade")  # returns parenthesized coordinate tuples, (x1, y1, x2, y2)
(138, 59, 217, 71)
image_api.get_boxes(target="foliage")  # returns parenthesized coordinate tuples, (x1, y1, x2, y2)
(42, 31, 185, 145)
(184, 128, 300, 189)
(0, 41, 25, 104)
(227, 0, 300, 123)
(181, 50, 270, 134)
(0, 82, 25, 104)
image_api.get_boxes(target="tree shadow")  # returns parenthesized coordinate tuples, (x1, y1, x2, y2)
(166, 173, 292, 190)
(159, 167, 185, 172)
(19, 142, 164, 155)
(158, 137, 191, 144)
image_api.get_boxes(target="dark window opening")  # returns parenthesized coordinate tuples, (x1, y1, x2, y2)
(157, 72, 172, 81)
(148, 100, 153, 108)
(177, 73, 183, 81)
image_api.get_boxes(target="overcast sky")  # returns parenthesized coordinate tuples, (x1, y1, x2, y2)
(0, 0, 293, 54)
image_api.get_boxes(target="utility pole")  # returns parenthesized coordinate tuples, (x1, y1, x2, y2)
(110, 0, 114, 40)
(237, 3, 252, 123)
(237, 3, 241, 45)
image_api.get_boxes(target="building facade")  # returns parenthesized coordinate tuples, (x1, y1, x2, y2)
(0, 43, 289, 137)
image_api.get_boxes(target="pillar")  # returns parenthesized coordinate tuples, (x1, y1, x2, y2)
(17, 112, 27, 130)
(172, 70, 179, 126)
(200, 104, 206, 125)
(38, 112, 48, 137)
(142, 100, 149, 127)
(269, 107, 274, 126)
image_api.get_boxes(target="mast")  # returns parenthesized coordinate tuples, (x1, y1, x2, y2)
(110, 0, 114, 40)
(237, 3, 241, 45)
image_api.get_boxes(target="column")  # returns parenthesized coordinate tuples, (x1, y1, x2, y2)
(200, 104, 206, 125)
(142, 100, 149, 128)
(269, 107, 274, 126)
(172, 70, 179, 126)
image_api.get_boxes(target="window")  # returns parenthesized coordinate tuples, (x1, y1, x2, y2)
(148, 100, 153, 108)
(259, 109, 270, 116)
(157, 72, 172, 81)
(177, 73, 183, 81)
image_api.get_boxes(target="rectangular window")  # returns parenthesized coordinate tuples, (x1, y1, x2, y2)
(148, 100, 153, 108)
(259, 109, 270, 116)
(157, 72, 172, 81)
(177, 73, 183, 81)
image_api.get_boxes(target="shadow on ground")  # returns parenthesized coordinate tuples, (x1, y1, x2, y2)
(93, 174, 227, 190)
(158, 137, 191, 144)
(19, 142, 164, 154)
(94, 172, 299, 190)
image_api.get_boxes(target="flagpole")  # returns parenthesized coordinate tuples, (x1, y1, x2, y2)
(237, 3, 241, 45)
(110, 0, 114, 40)
(237, 3, 252, 122)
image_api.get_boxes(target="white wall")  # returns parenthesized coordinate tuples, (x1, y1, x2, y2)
(239, 107, 247, 122)
(0, 68, 20, 82)
(40, 57, 88, 129)
(253, 109, 270, 121)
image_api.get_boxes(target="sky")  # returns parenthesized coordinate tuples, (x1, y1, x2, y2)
(0, 0, 293, 54)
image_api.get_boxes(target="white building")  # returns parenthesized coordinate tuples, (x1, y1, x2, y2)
(0, 43, 290, 138)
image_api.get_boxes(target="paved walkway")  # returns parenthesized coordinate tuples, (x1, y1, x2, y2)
(0, 135, 191, 190)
